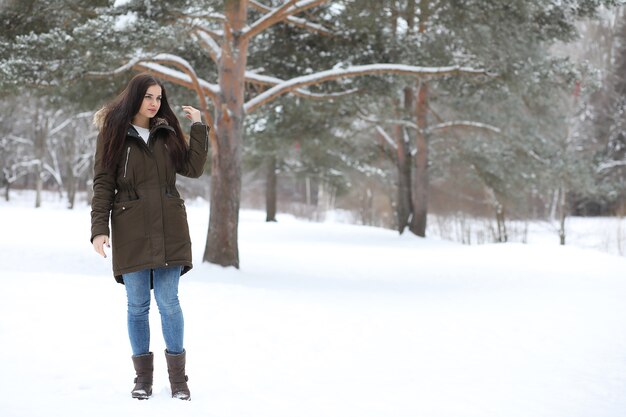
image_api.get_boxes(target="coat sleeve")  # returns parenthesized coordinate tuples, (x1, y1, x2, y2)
(177, 122, 209, 178)
(90, 132, 116, 243)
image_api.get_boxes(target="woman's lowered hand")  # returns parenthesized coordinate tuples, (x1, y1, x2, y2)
(92, 234, 110, 258)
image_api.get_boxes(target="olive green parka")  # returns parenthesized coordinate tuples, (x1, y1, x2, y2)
(90, 115, 209, 284)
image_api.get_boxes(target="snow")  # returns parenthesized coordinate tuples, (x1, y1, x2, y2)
(1, 191, 626, 417)
(597, 159, 626, 172)
(193, 29, 222, 61)
(246, 71, 359, 99)
(246, 1, 333, 36)
(114, 12, 138, 32)
(375, 125, 397, 149)
(137, 62, 220, 97)
(245, 64, 488, 113)
(427, 120, 502, 135)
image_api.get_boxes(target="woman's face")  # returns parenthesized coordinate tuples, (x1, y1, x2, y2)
(137, 84, 162, 120)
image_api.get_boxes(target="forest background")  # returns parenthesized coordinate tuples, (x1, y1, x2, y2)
(2, 0, 626, 266)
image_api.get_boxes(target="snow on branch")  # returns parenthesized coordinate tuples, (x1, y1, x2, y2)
(134, 60, 219, 99)
(246, 71, 358, 100)
(359, 114, 418, 130)
(48, 112, 92, 137)
(246, 0, 332, 39)
(427, 121, 502, 135)
(375, 126, 398, 151)
(246, 0, 299, 39)
(597, 159, 626, 172)
(173, 10, 226, 22)
(279, 0, 329, 18)
(86, 57, 144, 77)
(249, 0, 331, 35)
(6, 135, 33, 145)
(88, 55, 220, 105)
(192, 27, 222, 63)
(245, 63, 490, 113)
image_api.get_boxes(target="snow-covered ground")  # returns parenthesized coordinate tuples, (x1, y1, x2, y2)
(1, 191, 626, 417)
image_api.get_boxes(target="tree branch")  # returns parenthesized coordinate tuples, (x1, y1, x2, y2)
(6, 135, 33, 145)
(249, 0, 332, 35)
(246, 71, 359, 100)
(85, 57, 144, 78)
(48, 112, 92, 136)
(245, 0, 299, 40)
(245, 63, 490, 113)
(192, 26, 222, 64)
(245, 0, 332, 38)
(172, 10, 225, 22)
(375, 125, 398, 151)
(597, 159, 626, 172)
(133, 62, 217, 99)
(358, 114, 418, 129)
(427, 121, 502, 135)
(89, 56, 220, 104)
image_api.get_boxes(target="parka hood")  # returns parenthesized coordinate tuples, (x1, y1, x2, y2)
(93, 106, 170, 132)
(93, 107, 107, 131)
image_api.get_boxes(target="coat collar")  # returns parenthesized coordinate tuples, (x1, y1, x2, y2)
(127, 117, 174, 139)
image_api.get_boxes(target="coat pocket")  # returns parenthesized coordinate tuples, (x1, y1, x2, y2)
(111, 199, 146, 246)
(163, 196, 190, 243)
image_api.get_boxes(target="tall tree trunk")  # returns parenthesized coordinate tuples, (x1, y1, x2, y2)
(406, 0, 416, 31)
(408, 0, 430, 237)
(558, 184, 567, 245)
(361, 187, 373, 225)
(396, 89, 414, 234)
(203, 0, 249, 268)
(410, 81, 428, 236)
(495, 202, 507, 242)
(395, 125, 412, 233)
(33, 105, 47, 209)
(265, 154, 277, 222)
(494, 199, 509, 243)
(418, 0, 429, 32)
(35, 172, 43, 208)
(66, 173, 76, 209)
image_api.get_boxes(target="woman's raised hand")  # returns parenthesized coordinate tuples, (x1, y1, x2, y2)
(182, 106, 202, 124)
(92, 234, 110, 258)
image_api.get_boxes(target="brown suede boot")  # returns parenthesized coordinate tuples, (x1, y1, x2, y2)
(165, 349, 190, 400)
(131, 352, 153, 400)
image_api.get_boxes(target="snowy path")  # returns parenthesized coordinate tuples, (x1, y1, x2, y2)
(1, 200, 625, 417)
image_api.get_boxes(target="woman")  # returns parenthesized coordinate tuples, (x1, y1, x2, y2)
(90, 73, 208, 401)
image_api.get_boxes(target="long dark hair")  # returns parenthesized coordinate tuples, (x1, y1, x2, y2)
(99, 73, 187, 170)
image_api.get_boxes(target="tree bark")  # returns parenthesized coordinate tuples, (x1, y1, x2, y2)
(395, 126, 412, 233)
(33, 105, 48, 209)
(409, 81, 428, 236)
(495, 202, 507, 242)
(203, 0, 249, 268)
(265, 154, 277, 222)
(558, 184, 567, 245)
(396, 89, 414, 234)
(408, 0, 430, 237)
(66, 173, 76, 209)
(361, 187, 374, 225)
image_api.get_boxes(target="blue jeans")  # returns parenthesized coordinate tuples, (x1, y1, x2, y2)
(123, 266, 185, 356)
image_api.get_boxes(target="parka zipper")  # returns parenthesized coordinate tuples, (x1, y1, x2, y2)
(123, 146, 131, 178)
(147, 130, 169, 267)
